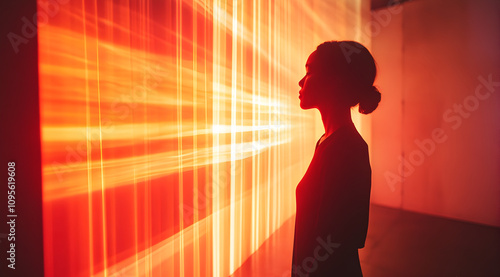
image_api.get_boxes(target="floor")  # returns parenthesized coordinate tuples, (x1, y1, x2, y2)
(230, 204, 500, 277)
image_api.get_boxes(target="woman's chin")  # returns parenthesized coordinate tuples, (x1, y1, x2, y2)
(299, 100, 313, 110)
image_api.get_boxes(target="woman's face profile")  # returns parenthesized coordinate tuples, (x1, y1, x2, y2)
(298, 50, 334, 110)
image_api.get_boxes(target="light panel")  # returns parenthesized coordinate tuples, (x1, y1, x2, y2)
(38, 0, 366, 276)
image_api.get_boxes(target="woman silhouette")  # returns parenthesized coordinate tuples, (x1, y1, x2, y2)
(291, 41, 381, 276)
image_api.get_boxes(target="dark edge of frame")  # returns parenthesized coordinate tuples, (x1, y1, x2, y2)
(0, 0, 44, 276)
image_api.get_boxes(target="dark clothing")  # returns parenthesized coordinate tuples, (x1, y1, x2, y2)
(291, 123, 371, 276)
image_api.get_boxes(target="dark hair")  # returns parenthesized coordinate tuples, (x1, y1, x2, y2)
(316, 40, 381, 114)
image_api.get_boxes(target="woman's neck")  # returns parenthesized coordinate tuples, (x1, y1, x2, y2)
(318, 106, 353, 138)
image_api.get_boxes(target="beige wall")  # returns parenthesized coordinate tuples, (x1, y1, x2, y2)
(371, 0, 500, 227)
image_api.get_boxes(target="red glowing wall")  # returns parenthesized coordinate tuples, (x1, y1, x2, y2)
(371, 0, 500, 227)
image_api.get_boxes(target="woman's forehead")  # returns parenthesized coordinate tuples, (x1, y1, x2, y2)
(306, 50, 318, 68)
(306, 50, 329, 71)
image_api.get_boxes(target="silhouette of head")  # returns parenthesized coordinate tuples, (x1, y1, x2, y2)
(298, 40, 381, 114)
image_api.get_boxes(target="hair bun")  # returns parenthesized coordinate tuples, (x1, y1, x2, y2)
(358, 86, 381, 114)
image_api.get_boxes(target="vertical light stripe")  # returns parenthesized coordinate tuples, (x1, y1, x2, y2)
(203, 3, 210, 277)
(176, 1, 185, 277)
(229, 0, 238, 273)
(133, 168, 140, 277)
(212, 1, 220, 276)
(91, 0, 109, 275)
(266, 0, 272, 240)
(82, 0, 94, 274)
(144, 1, 154, 274)
(192, 2, 200, 277)
(238, 0, 244, 268)
(255, 0, 262, 250)
(251, 0, 257, 254)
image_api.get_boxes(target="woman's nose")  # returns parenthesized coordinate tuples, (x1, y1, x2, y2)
(298, 76, 305, 88)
